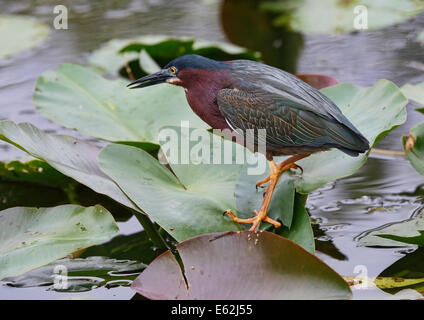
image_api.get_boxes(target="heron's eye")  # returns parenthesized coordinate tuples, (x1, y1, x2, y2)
(170, 67, 177, 74)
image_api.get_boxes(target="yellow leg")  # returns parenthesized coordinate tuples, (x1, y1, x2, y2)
(225, 154, 310, 231)
(256, 155, 305, 188)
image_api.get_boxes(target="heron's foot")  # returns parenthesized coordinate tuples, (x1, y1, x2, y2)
(226, 163, 290, 230)
(224, 209, 281, 231)
(231, 154, 311, 230)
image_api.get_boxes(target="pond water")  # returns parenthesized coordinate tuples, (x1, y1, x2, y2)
(0, 0, 424, 299)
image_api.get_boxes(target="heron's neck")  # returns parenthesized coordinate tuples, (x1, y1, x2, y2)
(178, 69, 232, 130)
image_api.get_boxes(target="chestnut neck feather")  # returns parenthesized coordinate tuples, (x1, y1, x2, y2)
(177, 68, 232, 130)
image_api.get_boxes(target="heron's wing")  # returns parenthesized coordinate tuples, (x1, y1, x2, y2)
(217, 88, 348, 150)
(230, 60, 362, 137)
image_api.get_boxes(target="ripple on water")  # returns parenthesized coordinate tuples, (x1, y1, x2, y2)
(309, 157, 424, 299)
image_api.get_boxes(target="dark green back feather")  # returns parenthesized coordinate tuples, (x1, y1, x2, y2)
(217, 60, 369, 155)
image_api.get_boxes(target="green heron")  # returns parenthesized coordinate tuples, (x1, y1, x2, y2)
(128, 54, 369, 231)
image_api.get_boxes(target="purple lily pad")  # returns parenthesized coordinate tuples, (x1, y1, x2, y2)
(131, 231, 351, 300)
(296, 73, 338, 90)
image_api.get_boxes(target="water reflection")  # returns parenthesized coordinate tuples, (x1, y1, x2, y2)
(310, 156, 423, 298)
(221, 0, 303, 73)
(3, 256, 144, 292)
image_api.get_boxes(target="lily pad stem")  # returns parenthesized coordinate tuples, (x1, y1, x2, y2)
(133, 210, 169, 253)
(371, 148, 406, 157)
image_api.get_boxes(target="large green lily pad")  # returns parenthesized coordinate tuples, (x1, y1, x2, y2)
(98, 128, 249, 242)
(0, 121, 135, 209)
(261, 0, 424, 34)
(403, 122, 424, 176)
(132, 231, 351, 300)
(0, 15, 49, 60)
(34, 63, 208, 144)
(0, 205, 119, 280)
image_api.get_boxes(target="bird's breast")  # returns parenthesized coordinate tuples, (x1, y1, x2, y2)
(185, 90, 230, 130)
(177, 68, 233, 130)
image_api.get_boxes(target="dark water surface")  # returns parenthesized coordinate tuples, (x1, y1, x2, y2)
(1, 0, 424, 299)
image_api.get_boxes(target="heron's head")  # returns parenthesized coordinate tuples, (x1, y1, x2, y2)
(127, 54, 231, 90)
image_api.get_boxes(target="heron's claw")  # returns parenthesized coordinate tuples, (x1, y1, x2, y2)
(224, 209, 281, 231)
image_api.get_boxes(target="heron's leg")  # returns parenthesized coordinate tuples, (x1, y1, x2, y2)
(225, 154, 310, 231)
(256, 154, 310, 188)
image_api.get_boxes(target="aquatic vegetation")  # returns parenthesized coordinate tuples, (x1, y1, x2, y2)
(261, 0, 424, 34)
(0, 15, 49, 60)
(359, 208, 424, 247)
(4, 257, 144, 292)
(401, 82, 424, 108)
(403, 119, 424, 176)
(88, 35, 260, 78)
(132, 231, 352, 300)
(0, 205, 118, 279)
(34, 64, 208, 144)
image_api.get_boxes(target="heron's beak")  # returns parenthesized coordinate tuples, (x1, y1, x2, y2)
(127, 69, 177, 89)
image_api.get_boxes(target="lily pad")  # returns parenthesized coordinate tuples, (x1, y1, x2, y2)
(89, 35, 259, 77)
(279, 194, 315, 253)
(261, 0, 424, 34)
(0, 121, 135, 209)
(401, 82, 424, 107)
(295, 73, 338, 90)
(0, 15, 49, 60)
(34, 63, 208, 144)
(344, 275, 424, 295)
(3, 256, 144, 292)
(139, 49, 161, 74)
(98, 129, 249, 242)
(418, 30, 424, 45)
(376, 248, 424, 295)
(358, 210, 424, 247)
(131, 231, 351, 300)
(403, 122, 424, 176)
(87, 38, 140, 75)
(0, 205, 119, 280)
(0, 156, 134, 222)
